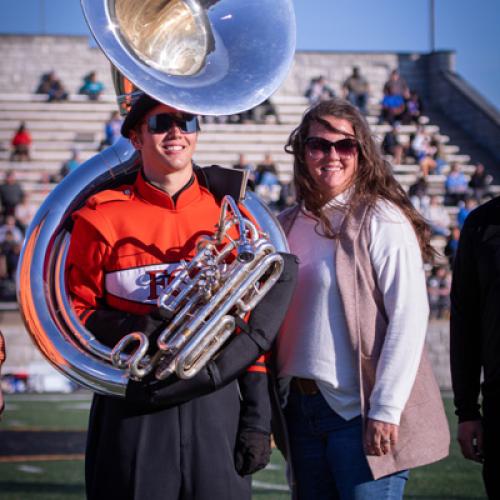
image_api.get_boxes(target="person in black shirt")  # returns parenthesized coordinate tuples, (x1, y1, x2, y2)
(450, 196, 500, 499)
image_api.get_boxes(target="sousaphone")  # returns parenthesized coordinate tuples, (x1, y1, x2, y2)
(17, 0, 296, 396)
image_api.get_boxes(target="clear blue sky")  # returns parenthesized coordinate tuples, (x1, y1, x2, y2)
(1, 0, 499, 110)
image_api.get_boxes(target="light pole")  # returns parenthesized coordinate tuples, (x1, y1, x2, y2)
(430, 0, 436, 52)
(40, 0, 46, 35)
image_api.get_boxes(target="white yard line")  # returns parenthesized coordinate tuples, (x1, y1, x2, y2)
(252, 480, 290, 492)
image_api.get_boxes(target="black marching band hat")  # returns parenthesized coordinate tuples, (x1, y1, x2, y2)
(121, 93, 162, 138)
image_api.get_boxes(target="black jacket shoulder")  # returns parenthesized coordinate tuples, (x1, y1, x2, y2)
(463, 195, 500, 229)
(195, 164, 247, 202)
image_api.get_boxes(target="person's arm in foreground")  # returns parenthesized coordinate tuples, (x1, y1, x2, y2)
(450, 217, 483, 462)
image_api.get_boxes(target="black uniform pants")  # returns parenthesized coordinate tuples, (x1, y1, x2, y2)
(483, 395, 500, 499)
(85, 381, 251, 500)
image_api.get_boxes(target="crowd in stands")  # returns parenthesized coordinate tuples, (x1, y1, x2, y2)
(1, 66, 498, 319)
(201, 98, 281, 125)
(0, 171, 25, 300)
(35, 70, 105, 102)
(233, 153, 295, 212)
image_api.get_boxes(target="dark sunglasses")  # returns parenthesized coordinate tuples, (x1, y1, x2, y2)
(147, 113, 200, 134)
(305, 136, 358, 158)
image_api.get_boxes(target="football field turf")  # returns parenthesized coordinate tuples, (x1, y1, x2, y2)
(0, 393, 486, 499)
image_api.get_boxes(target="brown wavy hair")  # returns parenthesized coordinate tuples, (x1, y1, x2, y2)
(284, 98, 434, 262)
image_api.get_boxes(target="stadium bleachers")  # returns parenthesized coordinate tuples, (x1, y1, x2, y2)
(2, 35, 500, 390)
(0, 92, 487, 208)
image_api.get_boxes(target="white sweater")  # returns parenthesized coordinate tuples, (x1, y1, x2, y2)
(276, 199, 429, 425)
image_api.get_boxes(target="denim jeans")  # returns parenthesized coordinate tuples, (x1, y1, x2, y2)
(284, 391, 409, 500)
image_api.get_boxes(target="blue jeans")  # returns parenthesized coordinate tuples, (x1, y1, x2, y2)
(284, 391, 409, 500)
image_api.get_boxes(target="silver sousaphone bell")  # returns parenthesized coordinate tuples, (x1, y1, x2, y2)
(16, 0, 296, 396)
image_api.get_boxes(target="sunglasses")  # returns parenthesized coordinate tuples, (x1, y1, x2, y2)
(305, 137, 358, 159)
(147, 113, 200, 134)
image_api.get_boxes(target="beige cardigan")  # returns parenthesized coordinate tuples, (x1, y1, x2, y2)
(278, 203, 450, 480)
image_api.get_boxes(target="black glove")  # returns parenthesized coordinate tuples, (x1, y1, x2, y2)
(125, 360, 218, 410)
(234, 430, 272, 476)
(86, 308, 166, 351)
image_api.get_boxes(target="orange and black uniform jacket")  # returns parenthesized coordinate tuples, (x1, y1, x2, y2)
(66, 168, 297, 430)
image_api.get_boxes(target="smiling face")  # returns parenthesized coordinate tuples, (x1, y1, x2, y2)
(305, 115, 358, 199)
(130, 103, 197, 182)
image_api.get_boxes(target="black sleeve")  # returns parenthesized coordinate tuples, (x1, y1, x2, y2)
(236, 368, 272, 434)
(85, 309, 165, 349)
(450, 218, 482, 422)
(127, 253, 299, 409)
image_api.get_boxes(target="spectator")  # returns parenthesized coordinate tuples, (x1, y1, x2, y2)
(304, 76, 335, 105)
(408, 175, 430, 211)
(252, 98, 281, 124)
(383, 69, 409, 98)
(457, 197, 478, 229)
(445, 162, 468, 206)
(275, 180, 296, 211)
(468, 163, 492, 202)
(0, 215, 24, 245)
(342, 66, 369, 114)
(422, 195, 451, 237)
(380, 90, 405, 125)
(432, 140, 448, 175)
(255, 153, 278, 184)
(0, 231, 21, 280)
(14, 193, 37, 234)
(99, 111, 123, 150)
(411, 126, 437, 176)
(10, 122, 32, 162)
(36, 71, 68, 102)
(0, 231, 21, 300)
(254, 153, 281, 205)
(59, 149, 81, 180)
(427, 266, 451, 319)
(230, 108, 255, 124)
(444, 226, 461, 267)
(232, 154, 255, 181)
(0, 170, 25, 216)
(381, 125, 405, 165)
(402, 90, 423, 124)
(79, 71, 105, 101)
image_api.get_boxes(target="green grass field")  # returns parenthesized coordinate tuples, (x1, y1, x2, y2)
(0, 393, 486, 499)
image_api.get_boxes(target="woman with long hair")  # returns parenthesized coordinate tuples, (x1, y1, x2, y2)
(274, 98, 449, 499)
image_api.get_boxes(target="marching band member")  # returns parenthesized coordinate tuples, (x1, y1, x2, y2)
(66, 93, 297, 500)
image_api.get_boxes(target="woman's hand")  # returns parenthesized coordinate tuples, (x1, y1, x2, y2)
(365, 418, 399, 456)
